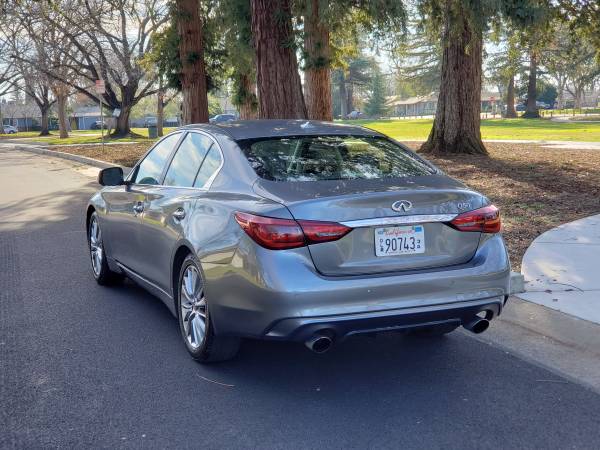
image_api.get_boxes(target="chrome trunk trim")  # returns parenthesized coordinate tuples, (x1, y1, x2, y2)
(340, 214, 457, 228)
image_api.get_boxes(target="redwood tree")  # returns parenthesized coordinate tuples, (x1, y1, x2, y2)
(522, 48, 540, 118)
(177, 0, 209, 124)
(303, 0, 332, 120)
(420, 0, 487, 155)
(250, 0, 307, 119)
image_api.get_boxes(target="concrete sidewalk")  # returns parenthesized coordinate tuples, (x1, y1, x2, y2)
(519, 214, 600, 324)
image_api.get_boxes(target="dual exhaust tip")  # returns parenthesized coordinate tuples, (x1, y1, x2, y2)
(463, 317, 490, 334)
(305, 333, 334, 353)
(305, 315, 490, 353)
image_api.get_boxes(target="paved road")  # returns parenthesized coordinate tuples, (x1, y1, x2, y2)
(2, 148, 600, 449)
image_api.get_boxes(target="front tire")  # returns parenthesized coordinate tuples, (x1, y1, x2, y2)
(177, 255, 240, 362)
(88, 212, 123, 285)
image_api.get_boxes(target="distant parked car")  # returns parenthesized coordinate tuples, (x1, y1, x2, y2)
(346, 110, 364, 120)
(2, 125, 18, 134)
(90, 120, 107, 130)
(515, 104, 526, 112)
(209, 114, 236, 124)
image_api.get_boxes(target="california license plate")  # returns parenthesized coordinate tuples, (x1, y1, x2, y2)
(375, 225, 425, 256)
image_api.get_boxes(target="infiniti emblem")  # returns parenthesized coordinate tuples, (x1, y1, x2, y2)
(391, 200, 412, 212)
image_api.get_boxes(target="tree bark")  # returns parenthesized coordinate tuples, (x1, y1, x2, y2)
(250, 0, 307, 119)
(505, 75, 517, 118)
(39, 106, 50, 136)
(346, 84, 354, 115)
(523, 49, 540, 118)
(303, 0, 332, 121)
(238, 73, 258, 119)
(56, 93, 69, 138)
(114, 105, 132, 137)
(177, 0, 209, 124)
(420, 2, 487, 155)
(157, 88, 165, 137)
(339, 75, 347, 118)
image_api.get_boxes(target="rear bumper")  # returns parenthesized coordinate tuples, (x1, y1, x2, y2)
(265, 297, 505, 341)
(202, 234, 511, 339)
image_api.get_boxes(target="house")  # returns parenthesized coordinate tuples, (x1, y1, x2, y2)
(0, 100, 43, 131)
(386, 93, 438, 117)
(71, 106, 102, 130)
(386, 89, 503, 117)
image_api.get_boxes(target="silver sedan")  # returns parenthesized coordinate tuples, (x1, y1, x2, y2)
(87, 120, 510, 362)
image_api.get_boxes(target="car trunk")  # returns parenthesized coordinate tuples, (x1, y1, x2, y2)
(253, 176, 485, 276)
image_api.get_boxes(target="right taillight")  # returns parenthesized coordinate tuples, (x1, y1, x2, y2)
(448, 205, 501, 233)
(234, 212, 351, 250)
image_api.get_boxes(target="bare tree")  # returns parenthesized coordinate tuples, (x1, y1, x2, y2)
(0, 14, 56, 136)
(37, 0, 169, 136)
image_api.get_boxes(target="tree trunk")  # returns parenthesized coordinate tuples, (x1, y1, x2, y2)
(57, 93, 69, 138)
(505, 75, 517, 118)
(557, 77, 565, 109)
(250, 0, 307, 119)
(339, 76, 347, 118)
(238, 73, 258, 119)
(574, 84, 583, 109)
(522, 49, 540, 119)
(39, 106, 50, 136)
(420, 2, 487, 155)
(303, 0, 332, 121)
(346, 83, 354, 114)
(177, 0, 209, 124)
(157, 89, 164, 137)
(113, 105, 132, 137)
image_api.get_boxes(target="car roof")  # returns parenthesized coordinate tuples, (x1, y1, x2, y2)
(181, 119, 382, 141)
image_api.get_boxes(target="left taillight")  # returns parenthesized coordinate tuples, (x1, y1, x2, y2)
(448, 205, 501, 233)
(234, 212, 351, 250)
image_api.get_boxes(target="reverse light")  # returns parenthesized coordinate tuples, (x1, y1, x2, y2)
(234, 212, 351, 250)
(448, 205, 501, 233)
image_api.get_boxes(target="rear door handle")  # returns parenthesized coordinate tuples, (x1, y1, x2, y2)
(172, 208, 186, 221)
(133, 202, 144, 214)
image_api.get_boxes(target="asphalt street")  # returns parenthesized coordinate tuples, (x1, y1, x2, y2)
(2, 147, 600, 449)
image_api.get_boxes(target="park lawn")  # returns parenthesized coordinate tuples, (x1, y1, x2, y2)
(50, 140, 600, 270)
(349, 118, 600, 142)
(3, 127, 177, 145)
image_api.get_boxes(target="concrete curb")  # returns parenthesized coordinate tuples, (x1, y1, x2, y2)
(7, 143, 132, 173)
(510, 272, 525, 294)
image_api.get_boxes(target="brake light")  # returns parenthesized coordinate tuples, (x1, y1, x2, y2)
(234, 212, 351, 250)
(298, 220, 351, 243)
(449, 205, 501, 233)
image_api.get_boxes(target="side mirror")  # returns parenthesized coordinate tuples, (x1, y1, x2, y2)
(98, 167, 124, 186)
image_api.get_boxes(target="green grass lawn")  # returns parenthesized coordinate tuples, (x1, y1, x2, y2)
(4, 119, 600, 144)
(1, 127, 177, 145)
(346, 118, 600, 142)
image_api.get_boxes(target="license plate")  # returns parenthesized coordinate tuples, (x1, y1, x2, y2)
(375, 225, 425, 256)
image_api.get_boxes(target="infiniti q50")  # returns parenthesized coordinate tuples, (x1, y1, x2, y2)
(87, 120, 510, 362)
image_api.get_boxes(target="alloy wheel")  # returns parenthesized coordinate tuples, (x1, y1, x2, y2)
(89, 216, 103, 276)
(180, 265, 207, 349)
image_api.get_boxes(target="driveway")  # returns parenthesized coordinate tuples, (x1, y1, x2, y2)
(2, 148, 600, 449)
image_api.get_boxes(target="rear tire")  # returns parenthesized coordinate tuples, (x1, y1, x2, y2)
(177, 255, 240, 363)
(88, 212, 124, 285)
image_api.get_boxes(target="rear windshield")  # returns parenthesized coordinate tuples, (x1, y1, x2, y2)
(237, 135, 437, 182)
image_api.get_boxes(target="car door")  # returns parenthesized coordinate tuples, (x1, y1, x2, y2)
(104, 132, 183, 273)
(136, 131, 217, 294)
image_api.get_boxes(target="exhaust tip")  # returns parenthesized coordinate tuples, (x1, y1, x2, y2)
(463, 318, 490, 334)
(305, 335, 333, 353)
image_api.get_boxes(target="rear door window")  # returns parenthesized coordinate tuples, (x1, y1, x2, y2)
(133, 133, 181, 185)
(238, 136, 437, 182)
(163, 133, 213, 187)
(193, 146, 223, 189)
